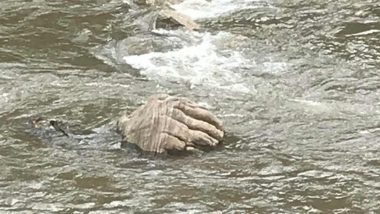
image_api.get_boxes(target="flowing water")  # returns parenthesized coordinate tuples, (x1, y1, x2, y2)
(1, 0, 380, 213)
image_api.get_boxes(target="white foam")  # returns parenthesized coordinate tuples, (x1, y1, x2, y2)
(123, 31, 254, 93)
(172, 0, 263, 20)
(349, 29, 380, 36)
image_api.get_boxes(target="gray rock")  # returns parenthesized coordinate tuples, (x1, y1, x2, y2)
(29, 95, 224, 154)
(132, 0, 200, 31)
(118, 94, 224, 153)
(156, 9, 199, 30)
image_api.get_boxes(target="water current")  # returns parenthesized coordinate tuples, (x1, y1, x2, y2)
(1, 0, 380, 213)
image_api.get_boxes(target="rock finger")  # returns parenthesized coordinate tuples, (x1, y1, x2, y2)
(189, 129, 219, 147)
(175, 103, 224, 131)
(172, 108, 224, 141)
(161, 133, 186, 151)
(163, 116, 191, 143)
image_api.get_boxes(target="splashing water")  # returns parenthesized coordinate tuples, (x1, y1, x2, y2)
(124, 30, 255, 93)
(172, 0, 267, 20)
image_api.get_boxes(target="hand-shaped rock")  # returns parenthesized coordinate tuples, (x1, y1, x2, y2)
(117, 94, 224, 153)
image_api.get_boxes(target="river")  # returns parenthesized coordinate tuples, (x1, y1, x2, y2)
(1, 0, 380, 213)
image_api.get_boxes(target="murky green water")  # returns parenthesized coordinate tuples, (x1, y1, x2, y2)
(1, 0, 380, 213)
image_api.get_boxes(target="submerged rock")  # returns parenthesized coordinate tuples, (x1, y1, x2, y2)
(132, 0, 200, 30)
(156, 9, 199, 30)
(30, 117, 71, 139)
(30, 95, 224, 154)
(118, 94, 224, 154)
